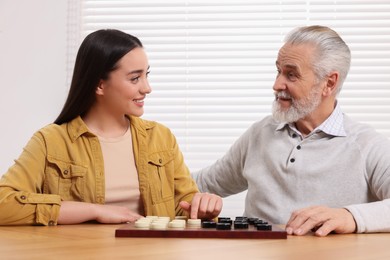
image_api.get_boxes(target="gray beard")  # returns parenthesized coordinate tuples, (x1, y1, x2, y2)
(272, 86, 322, 123)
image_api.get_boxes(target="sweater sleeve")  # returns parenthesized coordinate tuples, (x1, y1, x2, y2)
(0, 132, 61, 225)
(345, 199, 390, 233)
(192, 125, 251, 197)
(345, 124, 390, 233)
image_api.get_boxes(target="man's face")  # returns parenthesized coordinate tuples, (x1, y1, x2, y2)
(272, 43, 324, 123)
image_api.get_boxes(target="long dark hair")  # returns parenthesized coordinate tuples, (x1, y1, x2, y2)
(54, 29, 143, 124)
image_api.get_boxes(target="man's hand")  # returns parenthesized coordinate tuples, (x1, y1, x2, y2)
(179, 192, 223, 219)
(285, 206, 357, 237)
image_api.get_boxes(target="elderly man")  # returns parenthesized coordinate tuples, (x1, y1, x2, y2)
(193, 25, 390, 236)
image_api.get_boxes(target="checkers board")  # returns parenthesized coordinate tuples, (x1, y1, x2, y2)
(115, 216, 287, 239)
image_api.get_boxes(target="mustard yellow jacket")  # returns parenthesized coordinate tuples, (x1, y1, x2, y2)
(0, 116, 199, 225)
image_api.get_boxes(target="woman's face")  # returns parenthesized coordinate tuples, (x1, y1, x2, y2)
(98, 47, 151, 117)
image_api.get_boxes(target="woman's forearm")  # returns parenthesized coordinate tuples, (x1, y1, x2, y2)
(58, 201, 98, 224)
(58, 201, 143, 224)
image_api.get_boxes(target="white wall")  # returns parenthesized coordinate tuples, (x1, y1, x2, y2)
(0, 0, 68, 175)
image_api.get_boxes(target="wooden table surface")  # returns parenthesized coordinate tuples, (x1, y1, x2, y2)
(1, 223, 390, 260)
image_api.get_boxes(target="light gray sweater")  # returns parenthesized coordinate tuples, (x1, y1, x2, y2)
(193, 112, 390, 233)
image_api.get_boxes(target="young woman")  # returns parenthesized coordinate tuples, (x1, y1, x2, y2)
(0, 29, 222, 225)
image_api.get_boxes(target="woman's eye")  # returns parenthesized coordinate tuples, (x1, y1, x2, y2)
(130, 76, 140, 83)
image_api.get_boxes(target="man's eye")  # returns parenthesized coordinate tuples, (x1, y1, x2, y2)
(288, 72, 297, 79)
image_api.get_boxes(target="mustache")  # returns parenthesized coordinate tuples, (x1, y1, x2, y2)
(274, 91, 292, 99)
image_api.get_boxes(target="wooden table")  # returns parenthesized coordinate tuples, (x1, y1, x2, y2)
(1, 224, 389, 260)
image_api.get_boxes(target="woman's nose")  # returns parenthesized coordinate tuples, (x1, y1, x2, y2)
(141, 80, 152, 94)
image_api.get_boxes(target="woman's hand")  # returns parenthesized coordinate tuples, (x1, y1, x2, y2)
(58, 201, 143, 224)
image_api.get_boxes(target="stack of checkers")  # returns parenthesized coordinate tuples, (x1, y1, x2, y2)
(134, 216, 190, 230)
(202, 217, 272, 231)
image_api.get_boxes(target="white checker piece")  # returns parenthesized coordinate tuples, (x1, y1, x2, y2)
(186, 218, 201, 228)
(134, 216, 194, 230)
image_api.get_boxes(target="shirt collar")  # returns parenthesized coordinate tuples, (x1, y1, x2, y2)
(315, 102, 346, 137)
(275, 101, 346, 137)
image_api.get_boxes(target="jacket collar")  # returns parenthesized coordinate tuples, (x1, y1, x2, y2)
(67, 116, 91, 142)
(67, 115, 156, 142)
(129, 115, 156, 137)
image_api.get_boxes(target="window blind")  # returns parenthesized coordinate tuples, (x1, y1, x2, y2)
(68, 0, 390, 217)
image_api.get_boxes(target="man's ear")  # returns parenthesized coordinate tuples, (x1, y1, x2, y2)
(96, 80, 105, 96)
(323, 71, 339, 96)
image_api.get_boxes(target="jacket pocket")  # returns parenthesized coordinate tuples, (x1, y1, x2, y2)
(44, 155, 86, 201)
(147, 150, 175, 204)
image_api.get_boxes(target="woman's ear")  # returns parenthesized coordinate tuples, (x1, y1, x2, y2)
(95, 80, 105, 96)
(323, 71, 339, 96)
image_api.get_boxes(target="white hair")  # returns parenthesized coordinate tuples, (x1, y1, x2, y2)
(284, 25, 351, 95)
